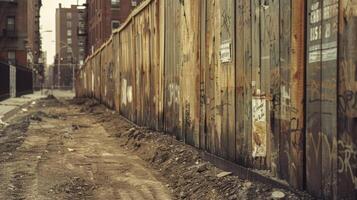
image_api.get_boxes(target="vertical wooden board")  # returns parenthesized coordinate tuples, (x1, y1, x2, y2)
(113, 33, 121, 112)
(204, 0, 216, 154)
(120, 28, 130, 119)
(100, 50, 105, 103)
(163, 0, 182, 139)
(220, 0, 236, 161)
(158, 0, 165, 131)
(163, 0, 170, 133)
(98, 53, 101, 101)
(131, 22, 137, 122)
(211, 0, 222, 156)
(150, 2, 157, 129)
(235, 0, 245, 164)
(271, 0, 280, 172)
(134, 15, 142, 125)
(180, 0, 201, 147)
(243, 0, 252, 166)
(89, 60, 93, 97)
(251, 0, 260, 90)
(199, 0, 207, 151)
(252, 0, 266, 169)
(279, 0, 292, 181)
(176, 0, 183, 141)
(108, 41, 114, 108)
(261, 0, 279, 172)
(306, 0, 323, 197)
(218, 0, 228, 159)
(338, 0, 357, 199)
(290, 0, 305, 189)
(320, 0, 338, 198)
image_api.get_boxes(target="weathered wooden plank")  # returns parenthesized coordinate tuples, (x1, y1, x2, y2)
(260, 0, 279, 171)
(199, 0, 207, 150)
(220, 0, 235, 160)
(338, 0, 357, 199)
(252, 0, 265, 169)
(270, 0, 280, 172)
(180, 0, 201, 147)
(226, 0, 236, 162)
(320, 0, 338, 198)
(251, 0, 260, 90)
(235, 0, 245, 165)
(214, 0, 223, 156)
(163, 0, 182, 139)
(306, 0, 323, 197)
(279, 0, 292, 181)
(290, 0, 305, 189)
(243, 0, 252, 166)
(205, 0, 216, 154)
(113, 33, 121, 112)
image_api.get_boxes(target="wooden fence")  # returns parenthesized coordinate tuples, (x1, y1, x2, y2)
(76, 0, 357, 199)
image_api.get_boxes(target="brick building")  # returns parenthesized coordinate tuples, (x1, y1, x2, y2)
(0, 0, 42, 68)
(55, 4, 86, 88)
(86, 0, 140, 56)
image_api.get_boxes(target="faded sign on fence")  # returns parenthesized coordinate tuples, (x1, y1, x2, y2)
(220, 40, 231, 63)
(252, 97, 267, 157)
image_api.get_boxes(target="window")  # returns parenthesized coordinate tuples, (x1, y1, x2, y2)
(66, 13, 72, 20)
(67, 47, 72, 53)
(6, 16, 15, 32)
(111, 0, 120, 7)
(7, 51, 15, 65)
(67, 38, 72, 44)
(112, 20, 120, 30)
(132, 0, 137, 7)
(67, 21, 71, 28)
(67, 29, 72, 36)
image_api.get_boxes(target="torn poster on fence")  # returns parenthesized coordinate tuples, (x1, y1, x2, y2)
(252, 97, 267, 158)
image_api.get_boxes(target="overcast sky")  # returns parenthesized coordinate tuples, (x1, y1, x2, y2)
(41, 0, 86, 65)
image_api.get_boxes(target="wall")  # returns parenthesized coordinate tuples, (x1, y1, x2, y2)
(76, 0, 357, 199)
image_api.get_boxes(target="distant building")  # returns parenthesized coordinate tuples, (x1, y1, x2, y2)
(0, 0, 42, 68)
(86, 0, 141, 56)
(55, 4, 87, 88)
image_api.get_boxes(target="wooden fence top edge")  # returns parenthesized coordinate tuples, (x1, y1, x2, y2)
(82, 0, 154, 68)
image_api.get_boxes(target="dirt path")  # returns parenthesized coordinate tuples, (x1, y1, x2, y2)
(0, 97, 172, 200)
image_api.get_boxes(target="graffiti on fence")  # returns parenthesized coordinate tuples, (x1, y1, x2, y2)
(307, 130, 357, 190)
(168, 83, 180, 107)
(338, 137, 357, 189)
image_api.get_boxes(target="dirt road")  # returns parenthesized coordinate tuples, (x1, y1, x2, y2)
(0, 95, 313, 200)
(0, 96, 172, 200)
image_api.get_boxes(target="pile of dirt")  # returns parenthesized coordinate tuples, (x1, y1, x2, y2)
(115, 127, 307, 199)
(29, 111, 60, 122)
(69, 98, 88, 106)
(0, 116, 30, 162)
(51, 177, 96, 199)
(76, 98, 103, 114)
(45, 94, 56, 99)
(79, 105, 314, 200)
(41, 95, 62, 107)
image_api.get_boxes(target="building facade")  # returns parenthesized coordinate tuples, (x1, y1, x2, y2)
(55, 4, 86, 88)
(86, 0, 140, 56)
(0, 0, 42, 68)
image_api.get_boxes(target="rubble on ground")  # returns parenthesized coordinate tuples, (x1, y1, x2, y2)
(73, 98, 314, 200)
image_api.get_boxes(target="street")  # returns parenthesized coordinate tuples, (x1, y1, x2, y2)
(0, 94, 171, 200)
(0, 94, 311, 200)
